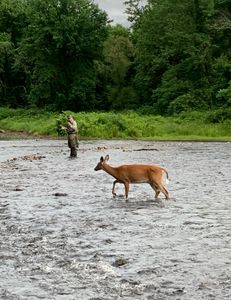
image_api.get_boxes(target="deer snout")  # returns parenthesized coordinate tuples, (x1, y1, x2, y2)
(94, 164, 101, 171)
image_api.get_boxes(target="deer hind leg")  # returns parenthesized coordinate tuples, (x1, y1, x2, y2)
(158, 183, 169, 200)
(112, 180, 119, 197)
(150, 183, 160, 199)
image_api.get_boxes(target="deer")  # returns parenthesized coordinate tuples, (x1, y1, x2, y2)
(94, 155, 169, 200)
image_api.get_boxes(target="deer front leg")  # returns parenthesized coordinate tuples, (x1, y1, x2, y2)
(112, 180, 119, 197)
(124, 181, 130, 200)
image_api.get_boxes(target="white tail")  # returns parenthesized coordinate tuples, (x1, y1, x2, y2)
(94, 155, 170, 200)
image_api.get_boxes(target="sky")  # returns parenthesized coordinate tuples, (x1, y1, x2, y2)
(93, 0, 129, 26)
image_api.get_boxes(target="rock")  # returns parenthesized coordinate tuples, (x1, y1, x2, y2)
(113, 258, 128, 267)
(134, 148, 159, 151)
(53, 192, 68, 197)
(97, 146, 108, 150)
(14, 187, 23, 191)
(21, 154, 46, 161)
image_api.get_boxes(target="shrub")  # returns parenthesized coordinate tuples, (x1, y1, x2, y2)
(137, 105, 159, 115)
(168, 93, 208, 115)
(206, 107, 231, 123)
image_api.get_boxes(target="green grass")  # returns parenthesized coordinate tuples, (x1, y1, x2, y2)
(0, 107, 230, 141)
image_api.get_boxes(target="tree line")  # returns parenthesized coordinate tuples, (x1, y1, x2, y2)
(0, 0, 231, 115)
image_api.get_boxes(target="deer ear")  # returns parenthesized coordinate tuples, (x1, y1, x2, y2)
(100, 156, 104, 162)
(105, 154, 109, 161)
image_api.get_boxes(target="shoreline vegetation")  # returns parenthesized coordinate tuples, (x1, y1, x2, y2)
(0, 107, 230, 142)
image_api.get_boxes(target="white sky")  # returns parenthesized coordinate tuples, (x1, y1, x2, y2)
(93, 0, 129, 26)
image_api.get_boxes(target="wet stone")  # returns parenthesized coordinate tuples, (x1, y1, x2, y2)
(53, 192, 68, 197)
(14, 187, 23, 191)
(113, 258, 129, 267)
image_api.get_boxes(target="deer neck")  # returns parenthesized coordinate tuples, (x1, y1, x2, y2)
(102, 163, 118, 178)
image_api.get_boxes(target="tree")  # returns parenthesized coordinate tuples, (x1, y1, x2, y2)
(124, 0, 146, 25)
(126, 0, 231, 114)
(99, 25, 137, 110)
(209, 0, 231, 107)
(0, 0, 28, 107)
(16, 0, 108, 111)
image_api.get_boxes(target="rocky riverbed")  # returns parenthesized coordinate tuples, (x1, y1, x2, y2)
(0, 139, 230, 299)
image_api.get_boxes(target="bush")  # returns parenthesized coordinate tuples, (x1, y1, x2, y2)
(109, 86, 139, 110)
(216, 80, 231, 106)
(137, 105, 159, 115)
(206, 107, 231, 123)
(56, 111, 75, 136)
(168, 94, 208, 115)
(0, 107, 22, 119)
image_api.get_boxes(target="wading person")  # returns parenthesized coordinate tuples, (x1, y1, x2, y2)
(63, 115, 79, 157)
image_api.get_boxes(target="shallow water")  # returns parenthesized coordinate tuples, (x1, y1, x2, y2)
(0, 139, 230, 300)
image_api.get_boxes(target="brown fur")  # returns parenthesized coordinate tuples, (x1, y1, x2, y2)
(94, 155, 169, 200)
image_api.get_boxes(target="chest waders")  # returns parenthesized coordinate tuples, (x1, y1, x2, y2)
(68, 133, 78, 157)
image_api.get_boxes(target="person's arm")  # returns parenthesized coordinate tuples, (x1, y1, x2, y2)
(69, 121, 77, 131)
(65, 121, 77, 133)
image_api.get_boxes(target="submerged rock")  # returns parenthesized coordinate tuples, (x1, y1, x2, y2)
(14, 187, 23, 191)
(53, 192, 68, 197)
(113, 258, 128, 267)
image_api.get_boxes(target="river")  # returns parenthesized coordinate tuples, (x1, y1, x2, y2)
(0, 139, 230, 299)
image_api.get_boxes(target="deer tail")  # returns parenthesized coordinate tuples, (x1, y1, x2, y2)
(161, 167, 170, 184)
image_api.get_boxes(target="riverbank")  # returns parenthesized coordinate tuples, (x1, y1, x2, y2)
(0, 130, 230, 142)
(0, 107, 230, 141)
(0, 129, 60, 140)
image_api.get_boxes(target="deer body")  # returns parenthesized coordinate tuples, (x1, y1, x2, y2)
(94, 155, 169, 200)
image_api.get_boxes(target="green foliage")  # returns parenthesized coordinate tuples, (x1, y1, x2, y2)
(168, 93, 208, 114)
(0, 107, 230, 140)
(107, 86, 138, 110)
(130, 0, 231, 113)
(1, 0, 231, 115)
(14, 0, 108, 111)
(206, 107, 231, 123)
(0, 107, 57, 135)
(0, 0, 28, 107)
(0, 107, 22, 119)
(55, 111, 81, 135)
(136, 105, 159, 115)
(56, 112, 68, 136)
(98, 24, 137, 110)
(216, 80, 231, 106)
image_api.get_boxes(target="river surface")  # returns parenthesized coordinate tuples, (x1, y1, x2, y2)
(0, 139, 230, 300)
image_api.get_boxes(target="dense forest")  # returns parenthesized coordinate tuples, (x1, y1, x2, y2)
(0, 0, 231, 115)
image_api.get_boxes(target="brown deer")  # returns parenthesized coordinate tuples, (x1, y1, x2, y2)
(94, 155, 169, 200)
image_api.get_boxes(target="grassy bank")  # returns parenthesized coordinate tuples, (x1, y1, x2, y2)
(0, 107, 230, 141)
